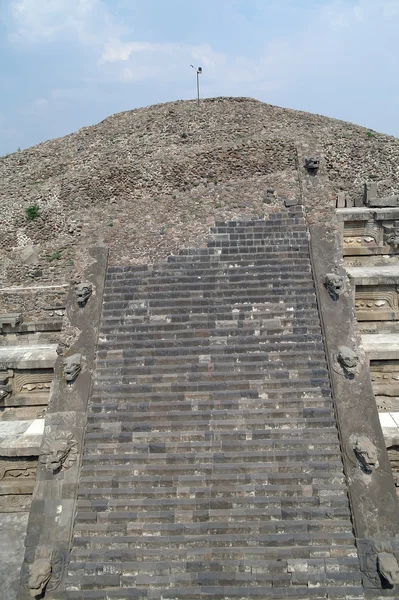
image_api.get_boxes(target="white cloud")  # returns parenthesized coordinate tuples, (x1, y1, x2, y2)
(4, 0, 399, 152)
(8, 0, 121, 46)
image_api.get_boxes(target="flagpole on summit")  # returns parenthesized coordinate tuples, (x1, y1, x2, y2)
(190, 65, 202, 107)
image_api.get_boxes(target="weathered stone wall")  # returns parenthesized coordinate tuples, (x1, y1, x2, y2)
(0, 288, 67, 322)
(3, 97, 399, 288)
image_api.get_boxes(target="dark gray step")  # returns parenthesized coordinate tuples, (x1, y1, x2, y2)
(85, 420, 336, 436)
(88, 398, 332, 413)
(81, 446, 341, 462)
(86, 406, 334, 425)
(75, 498, 351, 518)
(80, 464, 344, 481)
(102, 282, 315, 300)
(83, 426, 339, 446)
(75, 485, 340, 503)
(104, 271, 313, 290)
(93, 365, 328, 382)
(72, 520, 353, 540)
(97, 340, 324, 355)
(75, 487, 348, 509)
(171, 244, 308, 255)
(94, 366, 328, 381)
(101, 319, 321, 340)
(95, 351, 327, 366)
(100, 314, 315, 328)
(90, 378, 330, 395)
(102, 302, 319, 317)
(66, 584, 364, 600)
(67, 543, 359, 563)
(105, 262, 314, 282)
(89, 393, 333, 409)
(94, 358, 328, 373)
(68, 554, 358, 572)
(70, 529, 356, 550)
(82, 433, 340, 450)
(100, 310, 321, 328)
(102, 290, 316, 307)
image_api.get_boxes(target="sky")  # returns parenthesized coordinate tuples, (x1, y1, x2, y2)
(1, 0, 399, 155)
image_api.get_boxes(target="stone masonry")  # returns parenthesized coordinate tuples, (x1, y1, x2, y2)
(65, 207, 364, 599)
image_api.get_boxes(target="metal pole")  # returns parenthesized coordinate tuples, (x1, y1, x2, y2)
(197, 71, 200, 107)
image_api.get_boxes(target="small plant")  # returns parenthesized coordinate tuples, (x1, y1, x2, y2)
(215, 202, 222, 208)
(107, 220, 114, 227)
(172, 194, 177, 200)
(46, 250, 62, 262)
(17, 146, 21, 152)
(366, 131, 375, 138)
(213, 179, 217, 185)
(25, 204, 40, 221)
(180, 132, 188, 139)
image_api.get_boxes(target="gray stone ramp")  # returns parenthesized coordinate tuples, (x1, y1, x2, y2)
(66, 207, 363, 599)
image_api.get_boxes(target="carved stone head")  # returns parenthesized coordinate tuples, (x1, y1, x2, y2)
(63, 353, 82, 383)
(75, 283, 92, 306)
(337, 346, 359, 375)
(383, 221, 399, 250)
(40, 433, 78, 473)
(325, 273, 345, 298)
(0, 369, 12, 403)
(353, 435, 378, 473)
(304, 157, 320, 171)
(28, 559, 52, 598)
(378, 552, 399, 585)
(386, 233, 399, 250)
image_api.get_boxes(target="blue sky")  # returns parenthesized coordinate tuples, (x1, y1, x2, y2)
(1, 0, 399, 155)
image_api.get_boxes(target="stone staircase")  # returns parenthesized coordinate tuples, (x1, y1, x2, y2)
(66, 207, 363, 599)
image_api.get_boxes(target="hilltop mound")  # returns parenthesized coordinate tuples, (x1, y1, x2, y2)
(1, 96, 399, 286)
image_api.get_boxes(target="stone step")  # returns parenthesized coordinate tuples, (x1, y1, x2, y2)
(102, 302, 319, 318)
(84, 418, 336, 437)
(91, 383, 330, 398)
(97, 339, 324, 355)
(90, 377, 330, 395)
(89, 391, 332, 407)
(68, 554, 358, 574)
(362, 334, 399, 360)
(93, 366, 328, 383)
(72, 520, 353, 542)
(101, 294, 317, 312)
(94, 364, 328, 380)
(100, 324, 318, 336)
(79, 463, 344, 481)
(165, 251, 310, 264)
(67, 543, 360, 564)
(104, 270, 313, 289)
(105, 261, 314, 281)
(75, 489, 348, 511)
(346, 265, 399, 286)
(100, 309, 322, 327)
(86, 405, 334, 424)
(75, 485, 344, 506)
(103, 282, 315, 300)
(82, 436, 341, 455)
(0, 418, 44, 457)
(70, 530, 355, 551)
(96, 351, 327, 367)
(0, 345, 58, 370)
